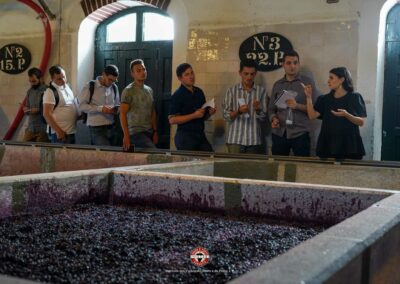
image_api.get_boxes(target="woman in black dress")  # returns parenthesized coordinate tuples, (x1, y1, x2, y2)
(304, 67, 367, 160)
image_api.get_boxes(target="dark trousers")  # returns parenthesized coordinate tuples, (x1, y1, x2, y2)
(271, 132, 310, 157)
(130, 131, 156, 149)
(175, 130, 213, 152)
(226, 144, 265, 154)
(89, 125, 113, 146)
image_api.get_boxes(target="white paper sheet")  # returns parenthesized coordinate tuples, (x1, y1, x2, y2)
(274, 90, 298, 109)
(202, 98, 215, 109)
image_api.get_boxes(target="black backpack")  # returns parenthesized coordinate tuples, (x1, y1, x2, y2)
(81, 80, 118, 124)
(40, 84, 60, 124)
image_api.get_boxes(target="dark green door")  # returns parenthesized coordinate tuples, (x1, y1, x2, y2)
(95, 6, 173, 149)
(382, 4, 400, 160)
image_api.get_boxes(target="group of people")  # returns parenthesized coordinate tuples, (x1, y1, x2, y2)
(23, 60, 158, 151)
(22, 50, 367, 160)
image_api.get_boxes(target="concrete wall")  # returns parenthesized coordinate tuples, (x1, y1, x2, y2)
(232, 193, 400, 284)
(140, 159, 400, 191)
(0, 162, 398, 283)
(0, 143, 195, 177)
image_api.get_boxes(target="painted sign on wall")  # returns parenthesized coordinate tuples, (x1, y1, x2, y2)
(239, 32, 293, 72)
(0, 44, 31, 74)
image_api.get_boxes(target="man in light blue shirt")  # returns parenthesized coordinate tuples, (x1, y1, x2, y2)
(223, 60, 267, 154)
(79, 65, 120, 146)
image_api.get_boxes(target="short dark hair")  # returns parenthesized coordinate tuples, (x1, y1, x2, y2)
(49, 65, 64, 77)
(104, 64, 119, 77)
(28, 67, 42, 78)
(283, 50, 300, 63)
(176, 63, 192, 77)
(130, 59, 144, 71)
(240, 59, 258, 72)
(329, 67, 354, 92)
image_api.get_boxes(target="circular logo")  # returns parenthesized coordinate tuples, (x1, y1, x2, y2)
(0, 43, 32, 74)
(239, 32, 293, 72)
(190, 247, 210, 267)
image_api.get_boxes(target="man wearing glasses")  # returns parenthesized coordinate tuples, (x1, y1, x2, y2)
(78, 64, 120, 146)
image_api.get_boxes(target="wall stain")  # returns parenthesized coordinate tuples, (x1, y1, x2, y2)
(40, 147, 55, 173)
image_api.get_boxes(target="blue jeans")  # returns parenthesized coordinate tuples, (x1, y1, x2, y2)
(89, 125, 113, 146)
(50, 133, 75, 144)
(130, 131, 156, 149)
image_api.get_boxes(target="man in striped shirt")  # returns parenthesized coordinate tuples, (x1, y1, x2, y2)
(222, 60, 267, 154)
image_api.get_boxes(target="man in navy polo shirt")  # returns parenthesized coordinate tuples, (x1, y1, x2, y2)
(169, 63, 216, 151)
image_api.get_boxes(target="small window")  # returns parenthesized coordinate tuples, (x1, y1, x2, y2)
(143, 12, 173, 41)
(106, 13, 137, 43)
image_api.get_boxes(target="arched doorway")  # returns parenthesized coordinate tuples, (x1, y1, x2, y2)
(94, 6, 173, 149)
(382, 3, 400, 160)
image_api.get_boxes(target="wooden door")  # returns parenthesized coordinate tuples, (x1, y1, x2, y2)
(382, 4, 400, 160)
(95, 6, 172, 149)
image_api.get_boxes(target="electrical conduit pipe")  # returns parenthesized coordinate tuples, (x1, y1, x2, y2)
(3, 0, 52, 140)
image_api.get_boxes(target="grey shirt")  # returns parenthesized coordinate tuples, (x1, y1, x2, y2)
(121, 82, 154, 135)
(78, 77, 120, 126)
(268, 74, 318, 139)
(25, 84, 47, 132)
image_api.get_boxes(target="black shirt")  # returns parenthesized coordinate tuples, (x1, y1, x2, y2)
(314, 91, 367, 158)
(169, 84, 206, 132)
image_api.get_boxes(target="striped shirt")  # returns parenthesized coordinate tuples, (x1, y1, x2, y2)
(223, 83, 267, 145)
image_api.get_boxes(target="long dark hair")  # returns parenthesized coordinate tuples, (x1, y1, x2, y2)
(330, 67, 354, 92)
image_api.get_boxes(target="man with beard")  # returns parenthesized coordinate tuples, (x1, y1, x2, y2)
(22, 67, 49, 142)
(268, 50, 318, 156)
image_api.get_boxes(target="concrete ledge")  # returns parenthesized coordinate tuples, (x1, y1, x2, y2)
(0, 144, 195, 176)
(230, 193, 400, 284)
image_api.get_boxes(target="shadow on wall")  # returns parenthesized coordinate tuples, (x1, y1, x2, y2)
(0, 107, 9, 139)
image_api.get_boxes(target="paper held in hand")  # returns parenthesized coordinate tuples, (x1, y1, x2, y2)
(202, 98, 215, 109)
(237, 98, 250, 118)
(274, 90, 298, 109)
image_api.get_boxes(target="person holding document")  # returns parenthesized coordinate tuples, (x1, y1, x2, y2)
(223, 60, 267, 154)
(268, 50, 318, 156)
(78, 64, 120, 146)
(169, 63, 216, 151)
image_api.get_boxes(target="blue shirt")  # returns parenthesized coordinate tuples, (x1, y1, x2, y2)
(169, 84, 206, 132)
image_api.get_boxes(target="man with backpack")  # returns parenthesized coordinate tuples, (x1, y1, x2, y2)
(43, 65, 79, 144)
(22, 67, 49, 142)
(78, 65, 120, 146)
